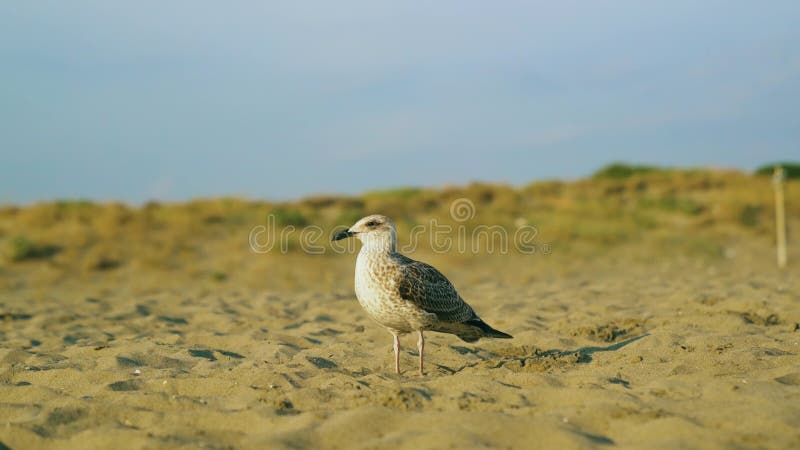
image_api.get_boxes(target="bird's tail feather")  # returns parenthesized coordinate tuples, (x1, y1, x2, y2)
(464, 318, 513, 339)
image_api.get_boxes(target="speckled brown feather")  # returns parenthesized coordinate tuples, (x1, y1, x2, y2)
(392, 253, 476, 323)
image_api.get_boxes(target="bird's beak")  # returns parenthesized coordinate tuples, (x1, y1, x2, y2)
(331, 229, 355, 242)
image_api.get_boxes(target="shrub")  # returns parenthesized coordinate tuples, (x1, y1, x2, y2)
(8, 236, 60, 261)
(593, 163, 662, 180)
(211, 271, 228, 282)
(738, 204, 763, 228)
(658, 196, 705, 215)
(754, 162, 800, 179)
(270, 206, 309, 227)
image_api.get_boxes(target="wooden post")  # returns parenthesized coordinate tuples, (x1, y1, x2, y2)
(773, 166, 787, 268)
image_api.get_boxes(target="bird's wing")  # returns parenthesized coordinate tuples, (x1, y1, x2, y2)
(394, 256, 476, 323)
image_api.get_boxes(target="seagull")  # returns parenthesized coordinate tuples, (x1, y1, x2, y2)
(332, 214, 512, 375)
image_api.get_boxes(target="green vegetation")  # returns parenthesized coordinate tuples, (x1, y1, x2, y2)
(270, 206, 309, 227)
(755, 162, 800, 179)
(211, 271, 228, 282)
(592, 163, 663, 179)
(8, 236, 60, 261)
(738, 204, 764, 228)
(639, 195, 705, 215)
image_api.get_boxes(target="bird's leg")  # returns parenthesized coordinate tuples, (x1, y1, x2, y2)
(393, 334, 401, 374)
(417, 330, 425, 376)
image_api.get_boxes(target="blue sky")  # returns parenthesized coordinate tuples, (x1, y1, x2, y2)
(1, 1, 798, 203)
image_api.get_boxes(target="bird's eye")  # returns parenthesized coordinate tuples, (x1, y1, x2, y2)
(366, 221, 378, 227)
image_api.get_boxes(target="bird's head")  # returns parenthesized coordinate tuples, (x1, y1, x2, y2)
(332, 214, 397, 251)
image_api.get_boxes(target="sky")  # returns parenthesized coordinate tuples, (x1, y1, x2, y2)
(1, 1, 799, 203)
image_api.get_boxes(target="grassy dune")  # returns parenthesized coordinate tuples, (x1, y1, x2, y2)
(0, 167, 795, 293)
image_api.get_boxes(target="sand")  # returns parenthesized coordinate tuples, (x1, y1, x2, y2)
(1, 250, 799, 450)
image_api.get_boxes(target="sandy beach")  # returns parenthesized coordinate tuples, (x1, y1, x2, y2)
(2, 244, 799, 449)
